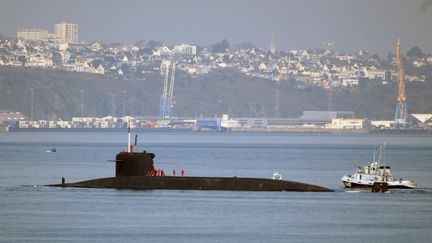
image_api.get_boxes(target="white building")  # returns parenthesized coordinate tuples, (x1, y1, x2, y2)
(153, 46, 171, 56)
(95, 64, 105, 74)
(55, 22, 78, 43)
(371, 120, 393, 129)
(173, 44, 197, 55)
(17, 28, 49, 41)
(57, 120, 72, 128)
(341, 78, 359, 87)
(325, 118, 368, 129)
(364, 67, 386, 80)
(221, 114, 239, 128)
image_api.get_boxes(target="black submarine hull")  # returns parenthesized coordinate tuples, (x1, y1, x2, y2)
(50, 176, 332, 192)
(48, 150, 332, 192)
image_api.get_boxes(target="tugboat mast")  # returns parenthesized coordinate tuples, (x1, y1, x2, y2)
(127, 121, 131, 152)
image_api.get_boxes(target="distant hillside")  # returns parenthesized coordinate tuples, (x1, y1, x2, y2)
(1, 67, 431, 120)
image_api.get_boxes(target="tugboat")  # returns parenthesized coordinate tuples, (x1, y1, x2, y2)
(341, 144, 416, 189)
(48, 125, 332, 192)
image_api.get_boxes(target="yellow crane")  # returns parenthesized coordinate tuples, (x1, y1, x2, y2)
(394, 38, 408, 129)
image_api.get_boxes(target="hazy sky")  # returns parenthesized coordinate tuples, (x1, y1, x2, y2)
(1, 0, 431, 56)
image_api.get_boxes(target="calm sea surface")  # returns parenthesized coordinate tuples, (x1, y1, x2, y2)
(0, 132, 431, 242)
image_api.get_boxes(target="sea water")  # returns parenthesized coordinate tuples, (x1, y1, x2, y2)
(0, 132, 431, 242)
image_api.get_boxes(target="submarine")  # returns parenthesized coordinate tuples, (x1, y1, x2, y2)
(49, 126, 332, 192)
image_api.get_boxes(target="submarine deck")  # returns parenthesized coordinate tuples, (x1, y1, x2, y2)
(49, 176, 332, 192)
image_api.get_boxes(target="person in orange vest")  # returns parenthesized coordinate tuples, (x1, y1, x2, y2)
(161, 169, 165, 176)
(173, 169, 176, 176)
(181, 169, 184, 177)
(157, 168, 161, 176)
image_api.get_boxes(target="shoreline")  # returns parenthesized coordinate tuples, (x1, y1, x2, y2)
(3, 127, 430, 135)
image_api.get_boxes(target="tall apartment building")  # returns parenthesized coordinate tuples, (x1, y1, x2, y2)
(17, 28, 49, 41)
(54, 22, 78, 43)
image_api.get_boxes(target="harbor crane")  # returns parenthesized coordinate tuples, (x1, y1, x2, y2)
(394, 38, 408, 129)
(159, 60, 176, 120)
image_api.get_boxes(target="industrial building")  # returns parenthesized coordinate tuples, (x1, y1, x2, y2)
(325, 118, 370, 129)
(236, 111, 355, 128)
(0, 110, 27, 128)
(409, 114, 432, 130)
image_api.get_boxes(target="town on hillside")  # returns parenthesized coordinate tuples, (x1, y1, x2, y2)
(1, 22, 432, 132)
(2, 23, 429, 86)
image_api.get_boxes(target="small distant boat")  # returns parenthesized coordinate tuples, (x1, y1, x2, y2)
(272, 170, 282, 180)
(341, 144, 416, 189)
(46, 148, 56, 153)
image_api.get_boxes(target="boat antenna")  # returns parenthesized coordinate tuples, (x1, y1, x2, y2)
(380, 142, 386, 177)
(377, 144, 383, 164)
(127, 120, 131, 152)
(373, 144, 376, 163)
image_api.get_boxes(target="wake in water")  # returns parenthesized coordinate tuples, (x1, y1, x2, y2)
(341, 188, 432, 194)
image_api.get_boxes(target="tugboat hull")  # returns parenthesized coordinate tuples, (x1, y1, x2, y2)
(342, 178, 416, 189)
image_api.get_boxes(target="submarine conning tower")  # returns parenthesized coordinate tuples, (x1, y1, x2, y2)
(115, 151, 155, 177)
